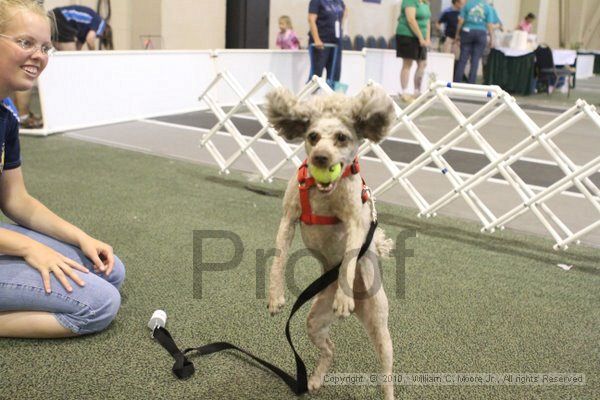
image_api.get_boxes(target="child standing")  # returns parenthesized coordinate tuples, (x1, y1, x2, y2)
(276, 15, 300, 50)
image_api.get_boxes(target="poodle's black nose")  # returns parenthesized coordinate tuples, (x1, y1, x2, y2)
(311, 155, 329, 168)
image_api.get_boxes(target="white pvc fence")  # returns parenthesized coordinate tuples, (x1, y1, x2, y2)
(198, 72, 600, 251)
(197, 71, 303, 181)
(25, 49, 454, 135)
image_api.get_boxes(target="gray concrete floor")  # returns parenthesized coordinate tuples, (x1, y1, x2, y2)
(62, 96, 600, 250)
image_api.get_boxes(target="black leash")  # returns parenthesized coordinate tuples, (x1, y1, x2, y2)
(152, 220, 378, 395)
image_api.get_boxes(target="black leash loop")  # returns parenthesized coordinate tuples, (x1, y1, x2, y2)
(153, 327, 195, 379)
(153, 220, 378, 395)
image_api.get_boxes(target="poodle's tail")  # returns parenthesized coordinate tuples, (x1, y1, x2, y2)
(373, 227, 394, 259)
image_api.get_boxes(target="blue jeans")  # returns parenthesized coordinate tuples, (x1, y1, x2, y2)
(0, 224, 125, 335)
(454, 29, 488, 84)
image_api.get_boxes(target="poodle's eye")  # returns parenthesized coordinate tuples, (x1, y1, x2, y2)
(336, 133, 349, 143)
(307, 132, 319, 143)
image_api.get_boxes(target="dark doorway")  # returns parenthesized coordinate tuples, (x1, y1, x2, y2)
(226, 0, 270, 49)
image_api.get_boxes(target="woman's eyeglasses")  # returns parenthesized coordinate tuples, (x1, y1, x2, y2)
(0, 34, 55, 56)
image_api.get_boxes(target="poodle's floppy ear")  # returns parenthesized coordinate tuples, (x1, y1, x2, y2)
(266, 88, 311, 141)
(350, 84, 395, 143)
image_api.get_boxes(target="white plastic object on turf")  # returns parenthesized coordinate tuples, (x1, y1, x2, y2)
(148, 310, 167, 332)
(557, 264, 573, 271)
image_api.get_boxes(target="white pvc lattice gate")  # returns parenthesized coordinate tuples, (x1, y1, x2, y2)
(198, 72, 600, 250)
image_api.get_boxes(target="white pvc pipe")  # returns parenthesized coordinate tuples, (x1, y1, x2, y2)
(440, 87, 498, 99)
(489, 154, 600, 230)
(446, 96, 568, 237)
(204, 96, 270, 178)
(204, 73, 269, 140)
(556, 219, 600, 249)
(437, 81, 503, 93)
(424, 106, 585, 215)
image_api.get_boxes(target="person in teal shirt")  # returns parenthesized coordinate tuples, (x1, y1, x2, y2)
(395, 0, 431, 103)
(453, 0, 495, 83)
(481, 1, 502, 73)
(488, 2, 502, 30)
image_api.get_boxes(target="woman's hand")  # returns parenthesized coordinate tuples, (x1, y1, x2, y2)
(419, 38, 431, 48)
(24, 242, 88, 294)
(78, 235, 115, 277)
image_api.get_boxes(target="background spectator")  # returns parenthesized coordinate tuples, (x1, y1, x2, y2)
(482, 0, 502, 72)
(437, 0, 464, 57)
(11, 86, 40, 128)
(308, 0, 347, 88)
(50, 5, 111, 51)
(454, 0, 495, 84)
(487, 0, 503, 31)
(276, 15, 300, 50)
(518, 12, 535, 34)
(395, 0, 431, 103)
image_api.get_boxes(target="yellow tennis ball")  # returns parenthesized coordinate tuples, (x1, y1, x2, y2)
(309, 163, 342, 184)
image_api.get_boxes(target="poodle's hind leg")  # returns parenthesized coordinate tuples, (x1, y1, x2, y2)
(306, 282, 337, 393)
(355, 266, 394, 400)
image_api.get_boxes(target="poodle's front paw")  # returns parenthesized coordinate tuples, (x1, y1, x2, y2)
(308, 374, 324, 393)
(333, 289, 354, 318)
(268, 291, 286, 315)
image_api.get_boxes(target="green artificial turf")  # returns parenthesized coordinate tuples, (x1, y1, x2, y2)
(0, 135, 598, 400)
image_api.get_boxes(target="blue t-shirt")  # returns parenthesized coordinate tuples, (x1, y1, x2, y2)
(0, 102, 22, 175)
(1, 98, 19, 122)
(59, 5, 106, 43)
(308, 0, 346, 43)
(460, 0, 493, 31)
(439, 7, 460, 38)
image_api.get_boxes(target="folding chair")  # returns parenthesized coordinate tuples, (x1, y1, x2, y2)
(534, 45, 576, 97)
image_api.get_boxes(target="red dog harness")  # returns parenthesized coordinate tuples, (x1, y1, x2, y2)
(297, 158, 370, 225)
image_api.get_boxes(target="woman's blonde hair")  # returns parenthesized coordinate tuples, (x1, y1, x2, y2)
(279, 15, 293, 30)
(0, 0, 52, 34)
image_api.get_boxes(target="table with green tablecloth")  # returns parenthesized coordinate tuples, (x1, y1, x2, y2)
(484, 48, 535, 95)
(595, 52, 600, 74)
(484, 48, 582, 95)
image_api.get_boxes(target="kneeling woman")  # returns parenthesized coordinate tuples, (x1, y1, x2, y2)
(0, 0, 125, 338)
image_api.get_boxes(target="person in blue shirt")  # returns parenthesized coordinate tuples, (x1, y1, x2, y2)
(50, 5, 112, 51)
(307, 0, 348, 88)
(437, 0, 464, 54)
(0, 0, 124, 338)
(453, 0, 495, 83)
